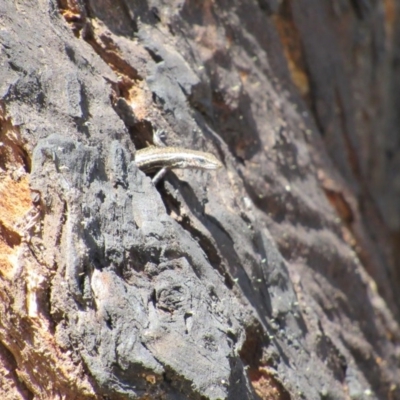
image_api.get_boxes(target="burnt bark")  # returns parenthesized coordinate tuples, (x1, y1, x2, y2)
(0, 0, 400, 399)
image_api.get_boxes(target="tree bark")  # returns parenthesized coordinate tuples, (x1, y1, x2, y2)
(1, 0, 400, 399)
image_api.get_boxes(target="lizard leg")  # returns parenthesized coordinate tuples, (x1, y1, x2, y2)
(153, 129, 167, 147)
(152, 167, 169, 184)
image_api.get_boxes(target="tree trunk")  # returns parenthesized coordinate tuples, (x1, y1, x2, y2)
(1, 0, 399, 399)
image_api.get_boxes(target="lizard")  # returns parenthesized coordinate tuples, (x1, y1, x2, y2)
(135, 130, 223, 184)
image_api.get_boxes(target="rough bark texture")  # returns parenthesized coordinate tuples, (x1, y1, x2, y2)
(1, 0, 400, 399)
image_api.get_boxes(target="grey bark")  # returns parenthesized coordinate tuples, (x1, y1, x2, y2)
(0, 0, 400, 399)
